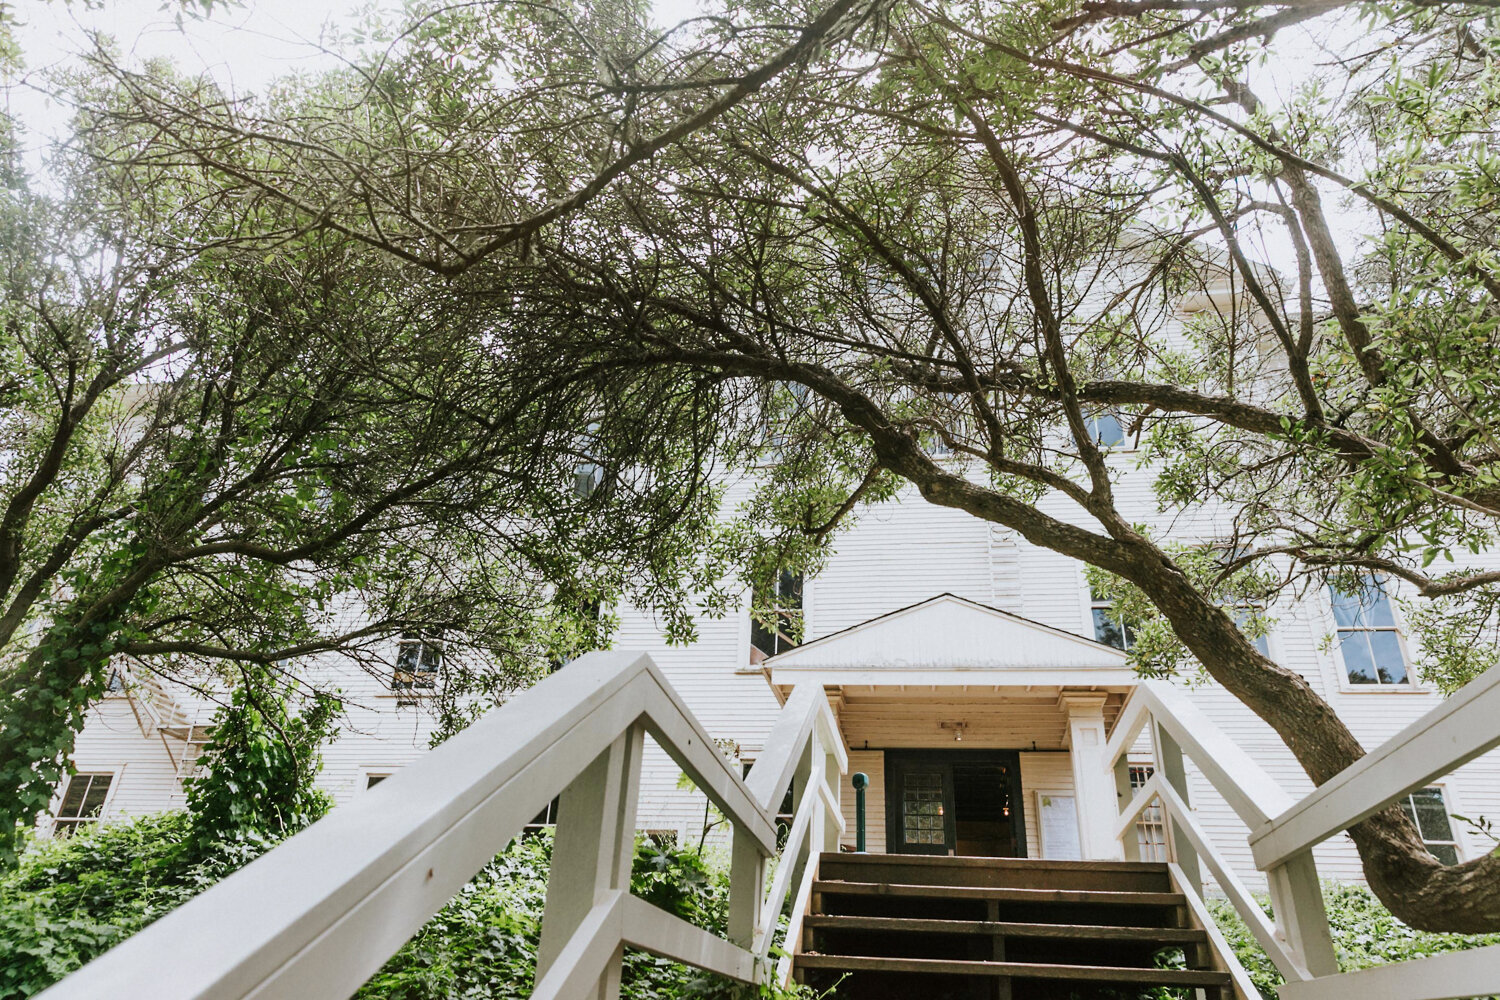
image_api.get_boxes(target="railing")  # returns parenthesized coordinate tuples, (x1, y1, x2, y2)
(38, 650, 846, 1000)
(1108, 668, 1500, 1000)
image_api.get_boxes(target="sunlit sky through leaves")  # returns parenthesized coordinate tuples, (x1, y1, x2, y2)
(11, 0, 1365, 270)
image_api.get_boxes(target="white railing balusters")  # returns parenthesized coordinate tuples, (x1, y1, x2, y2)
(1108, 671, 1500, 999)
(38, 654, 845, 1000)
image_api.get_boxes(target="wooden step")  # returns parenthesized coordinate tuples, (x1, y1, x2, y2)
(804, 914, 1207, 944)
(818, 854, 1172, 893)
(813, 880, 1185, 908)
(794, 953, 1231, 987)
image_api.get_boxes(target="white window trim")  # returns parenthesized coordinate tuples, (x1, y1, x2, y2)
(1402, 781, 1468, 864)
(1322, 581, 1426, 695)
(50, 767, 121, 836)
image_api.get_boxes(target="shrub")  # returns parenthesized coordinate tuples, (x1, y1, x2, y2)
(1208, 881, 1500, 1000)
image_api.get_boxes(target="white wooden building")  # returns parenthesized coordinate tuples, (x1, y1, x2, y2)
(55, 468, 1500, 895)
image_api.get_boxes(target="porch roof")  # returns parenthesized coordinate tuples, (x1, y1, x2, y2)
(764, 593, 1136, 692)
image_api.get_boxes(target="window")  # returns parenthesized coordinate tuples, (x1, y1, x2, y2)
(1230, 606, 1271, 657)
(1083, 411, 1128, 449)
(574, 422, 605, 499)
(366, 773, 391, 789)
(105, 668, 126, 694)
(1090, 587, 1133, 650)
(1330, 576, 1408, 685)
(1399, 787, 1460, 865)
(750, 571, 803, 659)
(54, 773, 112, 836)
(393, 632, 442, 692)
(1128, 764, 1169, 862)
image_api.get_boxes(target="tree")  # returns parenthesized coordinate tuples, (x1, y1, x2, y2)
(57, 0, 1500, 931)
(0, 63, 742, 851)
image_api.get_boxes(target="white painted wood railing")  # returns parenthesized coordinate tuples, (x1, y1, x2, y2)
(1108, 668, 1500, 1000)
(38, 651, 846, 1000)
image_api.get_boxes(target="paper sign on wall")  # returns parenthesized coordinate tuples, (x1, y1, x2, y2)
(1037, 792, 1081, 860)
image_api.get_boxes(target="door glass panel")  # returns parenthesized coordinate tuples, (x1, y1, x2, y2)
(902, 770, 946, 844)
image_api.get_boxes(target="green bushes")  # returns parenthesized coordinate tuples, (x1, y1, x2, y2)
(1208, 881, 1500, 1000)
(0, 818, 804, 1000)
(0, 812, 278, 998)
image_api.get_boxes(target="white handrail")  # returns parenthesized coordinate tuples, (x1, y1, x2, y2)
(1108, 669, 1500, 1000)
(39, 652, 845, 1000)
(1249, 665, 1500, 871)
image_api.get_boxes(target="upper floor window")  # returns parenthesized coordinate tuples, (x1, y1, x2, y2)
(1399, 786, 1460, 865)
(1090, 587, 1133, 650)
(1329, 576, 1408, 685)
(54, 772, 112, 837)
(1230, 606, 1271, 657)
(1083, 410, 1130, 450)
(751, 571, 803, 660)
(393, 632, 442, 692)
(574, 421, 605, 499)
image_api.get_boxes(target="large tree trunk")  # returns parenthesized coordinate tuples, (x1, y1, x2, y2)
(1120, 547, 1500, 932)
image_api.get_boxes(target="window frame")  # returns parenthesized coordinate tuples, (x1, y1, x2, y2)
(1398, 784, 1464, 865)
(1326, 576, 1418, 692)
(52, 770, 116, 837)
(392, 631, 443, 696)
(1081, 410, 1138, 453)
(749, 570, 805, 662)
(1087, 585, 1133, 651)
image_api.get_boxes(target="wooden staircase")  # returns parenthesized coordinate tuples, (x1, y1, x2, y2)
(793, 853, 1239, 1000)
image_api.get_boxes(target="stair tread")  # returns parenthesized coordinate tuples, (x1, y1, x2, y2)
(821, 853, 1170, 873)
(804, 914, 1207, 942)
(794, 953, 1231, 985)
(813, 879, 1185, 906)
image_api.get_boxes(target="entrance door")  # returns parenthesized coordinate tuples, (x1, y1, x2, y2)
(886, 750, 1026, 857)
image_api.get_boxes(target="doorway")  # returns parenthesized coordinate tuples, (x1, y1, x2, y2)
(884, 750, 1026, 857)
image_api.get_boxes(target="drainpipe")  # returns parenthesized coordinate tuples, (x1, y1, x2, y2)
(852, 772, 868, 853)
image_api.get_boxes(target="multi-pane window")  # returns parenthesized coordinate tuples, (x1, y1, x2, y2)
(750, 571, 803, 659)
(902, 771, 946, 845)
(1084, 411, 1128, 449)
(1399, 787, 1460, 865)
(1090, 588, 1133, 650)
(1329, 577, 1408, 685)
(54, 773, 112, 836)
(393, 632, 442, 692)
(1128, 765, 1169, 862)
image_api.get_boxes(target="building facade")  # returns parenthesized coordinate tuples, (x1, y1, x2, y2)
(54, 469, 1500, 894)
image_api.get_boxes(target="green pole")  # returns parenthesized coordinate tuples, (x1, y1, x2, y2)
(852, 772, 869, 853)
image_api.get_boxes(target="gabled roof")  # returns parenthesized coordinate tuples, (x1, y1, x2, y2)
(766, 593, 1128, 673)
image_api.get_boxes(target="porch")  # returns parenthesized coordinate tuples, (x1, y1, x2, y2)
(760, 594, 1138, 861)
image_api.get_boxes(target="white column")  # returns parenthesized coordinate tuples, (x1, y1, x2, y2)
(1059, 692, 1123, 860)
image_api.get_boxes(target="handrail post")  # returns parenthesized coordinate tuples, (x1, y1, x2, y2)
(852, 773, 868, 852)
(728, 830, 764, 955)
(538, 722, 645, 999)
(1267, 852, 1339, 978)
(1153, 720, 1201, 892)
(1111, 754, 1141, 862)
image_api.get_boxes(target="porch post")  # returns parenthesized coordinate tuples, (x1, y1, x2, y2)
(1059, 692, 1121, 860)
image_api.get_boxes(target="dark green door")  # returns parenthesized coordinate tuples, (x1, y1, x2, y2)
(886, 750, 1025, 857)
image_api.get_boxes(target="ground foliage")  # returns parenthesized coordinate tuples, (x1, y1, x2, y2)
(0, 816, 810, 1000)
(1209, 883, 1500, 1000)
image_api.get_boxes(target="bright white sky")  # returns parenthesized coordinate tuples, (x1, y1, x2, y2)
(9, 0, 1361, 269)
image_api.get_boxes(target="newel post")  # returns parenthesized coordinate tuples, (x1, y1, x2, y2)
(1267, 852, 1339, 977)
(538, 723, 645, 999)
(1152, 720, 1202, 891)
(1060, 692, 1122, 860)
